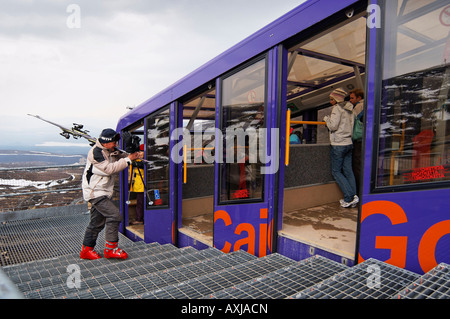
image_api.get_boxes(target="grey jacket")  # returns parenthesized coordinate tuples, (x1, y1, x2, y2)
(82, 140, 131, 201)
(323, 102, 354, 146)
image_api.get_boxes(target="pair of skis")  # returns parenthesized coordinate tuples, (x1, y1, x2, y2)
(28, 114, 146, 162)
(28, 114, 97, 146)
(28, 114, 161, 206)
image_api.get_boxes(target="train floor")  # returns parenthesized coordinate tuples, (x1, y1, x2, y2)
(181, 213, 214, 246)
(126, 223, 144, 239)
(180, 202, 358, 259)
(280, 202, 358, 259)
(130, 202, 358, 258)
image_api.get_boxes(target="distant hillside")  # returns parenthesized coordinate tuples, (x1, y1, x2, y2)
(0, 150, 86, 168)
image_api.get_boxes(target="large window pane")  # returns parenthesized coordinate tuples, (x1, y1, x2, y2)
(220, 58, 266, 202)
(182, 88, 216, 164)
(377, 0, 450, 187)
(146, 107, 170, 207)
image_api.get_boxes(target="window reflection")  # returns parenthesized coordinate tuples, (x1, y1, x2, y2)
(182, 88, 216, 164)
(377, 0, 450, 187)
(146, 107, 170, 207)
(220, 59, 266, 202)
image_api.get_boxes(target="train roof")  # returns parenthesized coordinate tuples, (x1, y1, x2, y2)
(116, 0, 360, 131)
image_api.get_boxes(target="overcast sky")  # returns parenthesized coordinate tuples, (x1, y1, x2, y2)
(0, 0, 304, 151)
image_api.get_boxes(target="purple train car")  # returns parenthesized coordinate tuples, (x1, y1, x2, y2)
(116, 0, 450, 275)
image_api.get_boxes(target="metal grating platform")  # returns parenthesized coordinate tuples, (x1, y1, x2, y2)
(2, 211, 449, 300)
(208, 255, 348, 299)
(16, 245, 191, 298)
(23, 246, 222, 299)
(60, 249, 256, 299)
(294, 258, 420, 299)
(395, 263, 450, 299)
(0, 213, 135, 266)
(141, 253, 296, 299)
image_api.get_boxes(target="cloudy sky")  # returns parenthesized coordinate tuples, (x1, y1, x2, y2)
(0, 0, 304, 152)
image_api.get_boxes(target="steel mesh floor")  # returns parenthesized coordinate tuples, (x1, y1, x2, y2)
(141, 253, 296, 299)
(208, 255, 348, 299)
(60, 249, 255, 299)
(23, 246, 222, 299)
(395, 263, 450, 299)
(13, 244, 180, 297)
(0, 213, 134, 266)
(2, 211, 449, 300)
(294, 258, 420, 299)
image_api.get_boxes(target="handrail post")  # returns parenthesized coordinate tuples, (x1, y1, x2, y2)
(183, 144, 187, 184)
(285, 109, 291, 166)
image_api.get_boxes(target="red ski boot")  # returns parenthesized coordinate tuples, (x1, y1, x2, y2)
(104, 241, 128, 259)
(80, 245, 101, 260)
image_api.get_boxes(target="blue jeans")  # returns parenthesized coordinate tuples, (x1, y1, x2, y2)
(330, 145, 356, 203)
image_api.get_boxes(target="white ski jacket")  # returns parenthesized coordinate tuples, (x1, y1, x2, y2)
(82, 140, 131, 201)
(323, 101, 355, 146)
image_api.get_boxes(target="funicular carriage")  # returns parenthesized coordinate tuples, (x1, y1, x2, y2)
(118, 0, 450, 275)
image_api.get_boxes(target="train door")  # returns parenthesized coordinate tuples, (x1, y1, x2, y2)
(177, 86, 216, 248)
(141, 104, 177, 244)
(213, 54, 279, 257)
(121, 122, 145, 240)
(359, 0, 450, 274)
(277, 9, 368, 264)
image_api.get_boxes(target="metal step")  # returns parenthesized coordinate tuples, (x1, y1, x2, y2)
(140, 253, 296, 299)
(4, 241, 165, 285)
(23, 246, 220, 299)
(209, 255, 348, 299)
(2, 212, 449, 300)
(60, 249, 256, 299)
(294, 258, 420, 299)
(16, 245, 190, 293)
(394, 263, 450, 299)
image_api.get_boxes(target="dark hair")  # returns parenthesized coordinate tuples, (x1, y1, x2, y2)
(350, 88, 364, 99)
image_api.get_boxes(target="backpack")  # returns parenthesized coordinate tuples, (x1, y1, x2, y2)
(352, 112, 363, 141)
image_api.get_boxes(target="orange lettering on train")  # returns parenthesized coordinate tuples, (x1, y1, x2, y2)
(360, 200, 450, 272)
(234, 223, 255, 254)
(213, 208, 270, 257)
(359, 200, 408, 266)
(214, 210, 232, 253)
(418, 220, 450, 273)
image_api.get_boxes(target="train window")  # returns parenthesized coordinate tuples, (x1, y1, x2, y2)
(376, 0, 450, 187)
(286, 15, 366, 144)
(182, 87, 216, 164)
(219, 58, 266, 203)
(146, 107, 170, 208)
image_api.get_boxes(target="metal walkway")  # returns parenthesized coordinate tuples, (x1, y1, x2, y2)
(0, 212, 449, 299)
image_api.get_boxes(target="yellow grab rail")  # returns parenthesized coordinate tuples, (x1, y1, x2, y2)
(291, 120, 326, 125)
(285, 111, 327, 166)
(184, 145, 187, 184)
(285, 109, 291, 166)
(183, 146, 215, 184)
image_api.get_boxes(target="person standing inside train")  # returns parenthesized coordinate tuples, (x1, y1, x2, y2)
(80, 128, 141, 260)
(349, 88, 364, 194)
(323, 88, 359, 208)
(129, 144, 145, 225)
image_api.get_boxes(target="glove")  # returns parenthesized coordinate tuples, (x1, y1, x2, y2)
(323, 115, 330, 122)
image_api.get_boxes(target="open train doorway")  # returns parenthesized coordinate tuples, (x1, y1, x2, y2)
(178, 87, 216, 247)
(123, 122, 145, 239)
(279, 10, 367, 263)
